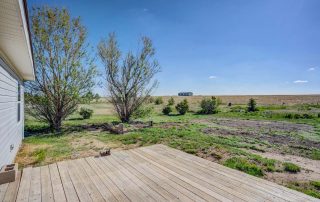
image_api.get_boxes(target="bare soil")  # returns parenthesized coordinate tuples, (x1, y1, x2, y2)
(196, 118, 319, 149)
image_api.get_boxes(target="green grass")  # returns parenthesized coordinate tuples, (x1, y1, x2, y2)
(283, 162, 301, 173)
(223, 157, 264, 177)
(288, 181, 320, 199)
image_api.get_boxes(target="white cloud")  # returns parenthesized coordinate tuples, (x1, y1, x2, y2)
(293, 80, 308, 84)
(209, 76, 217, 79)
(308, 67, 316, 71)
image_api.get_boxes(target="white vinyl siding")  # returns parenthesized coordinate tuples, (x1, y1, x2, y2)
(0, 58, 24, 169)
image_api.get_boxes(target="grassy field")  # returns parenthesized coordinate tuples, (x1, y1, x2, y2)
(18, 95, 320, 198)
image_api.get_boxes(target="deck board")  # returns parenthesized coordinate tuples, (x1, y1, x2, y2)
(2, 144, 319, 201)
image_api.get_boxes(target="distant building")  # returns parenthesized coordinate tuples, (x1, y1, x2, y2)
(178, 92, 193, 96)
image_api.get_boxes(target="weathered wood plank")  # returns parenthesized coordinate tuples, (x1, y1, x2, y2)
(56, 161, 79, 202)
(70, 159, 105, 202)
(94, 156, 151, 202)
(107, 154, 166, 201)
(0, 182, 9, 201)
(85, 157, 130, 202)
(128, 150, 215, 201)
(66, 160, 93, 202)
(3, 171, 21, 202)
(29, 167, 41, 202)
(16, 167, 32, 202)
(77, 158, 117, 202)
(49, 163, 66, 202)
(113, 151, 193, 202)
(40, 166, 54, 202)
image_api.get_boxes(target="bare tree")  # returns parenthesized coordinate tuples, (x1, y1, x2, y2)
(98, 33, 160, 122)
(25, 7, 97, 131)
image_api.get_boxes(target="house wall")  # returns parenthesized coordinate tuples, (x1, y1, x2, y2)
(0, 57, 24, 168)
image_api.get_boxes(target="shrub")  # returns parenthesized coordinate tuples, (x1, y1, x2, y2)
(224, 157, 263, 177)
(283, 162, 300, 173)
(284, 113, 293, 119)
(247, 98, 258, 112)
(318, 113, 320, 118)
(302, 114, 313, 119)
(154, 97, 163, 105)
(162, 105, 172, 115)
(294, 113, 302, 119)
(175, 99, 189, 115)
(311, 181, 320, 189)
(79, 107, 93, 119)
(199, 96, 219, 114)
(168, 97, 175, 106)
(132, 104, 154, 119)
(228, 102, 232, 107)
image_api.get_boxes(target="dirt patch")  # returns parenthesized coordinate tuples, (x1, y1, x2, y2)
(70, 137, 122, 159)
(15, 144, 52, 167)
(202, 127, 320, 149)
(249, 150, 320, 175)
(195, 118, 314, 133)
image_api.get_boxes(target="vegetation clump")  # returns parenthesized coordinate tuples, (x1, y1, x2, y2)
(283, 162, 301, 173)
(132, 105, 154, 119)
(79, 107, 94, 119)
(247, 98, 258, 112)
(162, 105, 172, 115)
(154, 97, 164, 105)
(224, 157, 263, 177)
(175, 99, 189, 115)
(199, 96, 219, 114)
(168, 97, 175, 105)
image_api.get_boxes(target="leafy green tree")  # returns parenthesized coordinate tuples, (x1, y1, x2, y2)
(200, 96, 219, 114)
(168, 97, 175, 106)
(98, 33, 160, 122)
(25, 7, 97, 131)
(247, 98, 258, 112)
(176, 99, 189, 115)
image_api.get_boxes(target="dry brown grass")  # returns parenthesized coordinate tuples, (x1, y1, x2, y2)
(159, 95, 320, 105)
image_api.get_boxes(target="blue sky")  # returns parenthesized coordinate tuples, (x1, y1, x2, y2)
(28, 0, 320, 95)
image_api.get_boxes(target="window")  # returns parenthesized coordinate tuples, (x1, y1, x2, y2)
(17, 84, 21, 122)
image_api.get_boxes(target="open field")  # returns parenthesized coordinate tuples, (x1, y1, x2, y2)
(18, 95, 320, 198)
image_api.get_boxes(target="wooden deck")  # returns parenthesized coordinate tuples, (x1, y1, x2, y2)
(0, 144, 318, 202)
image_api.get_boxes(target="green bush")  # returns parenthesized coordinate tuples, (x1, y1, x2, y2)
(79, 107, 93, 119)
(311, 181, 320, 189)
(199, 96, 219, 114)
(283, 162, 300, 173)
(318, 113, 320, 118)
(162, 105, 172, 115)
(175, 99, 189, 115)
(168, 97, 175, 106)
(284, 113, 293, 119)
(302, 113, 313, 119)
(294, 113, 302, 119)
(224, 157, 263, 177)
(247, 98, 258, 112)
(132, 104, 154, 119)
(154, 97, 163, 105)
